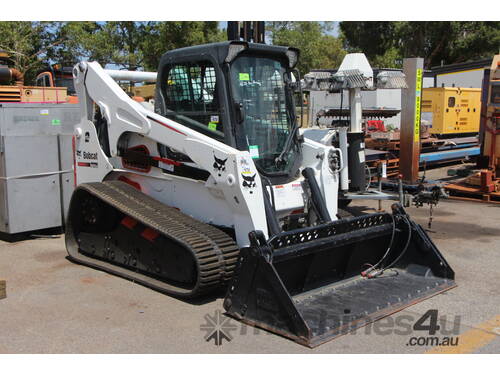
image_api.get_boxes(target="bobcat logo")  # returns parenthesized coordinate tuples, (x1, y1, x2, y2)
(242, 173, 257, 193)
(213, 155, 227, 176)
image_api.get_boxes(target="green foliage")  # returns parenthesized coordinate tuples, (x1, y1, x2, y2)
(339, 22, 395, 58)
(91, 22, 146, 69)
(340, 21, 500, 69)
(4, 20, 495, 85)
(371, 47, 402, 69)
(0, 21, 61, 82)
(0, 21, 225, 83)
(268, 22, 346, 75)
(141, 22, 225, 71)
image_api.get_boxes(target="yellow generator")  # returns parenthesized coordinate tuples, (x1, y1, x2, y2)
(422, 87, 481, 137)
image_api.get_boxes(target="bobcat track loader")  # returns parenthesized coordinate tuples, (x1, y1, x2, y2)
(67, 41, 455, 347)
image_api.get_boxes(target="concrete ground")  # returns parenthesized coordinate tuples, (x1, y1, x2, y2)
(1, 168, 499, 353)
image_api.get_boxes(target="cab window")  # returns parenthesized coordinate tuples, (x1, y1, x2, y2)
(36, 73, 52, 87)
(162, 61, 224, 139)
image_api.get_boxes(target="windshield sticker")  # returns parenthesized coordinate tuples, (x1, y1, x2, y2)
(51, 119, 61, 126)
(249, 145, 259, 159)
(239, 73, 250, 81)
(210, 115, 219, 123)
(208, 122, 218, 131)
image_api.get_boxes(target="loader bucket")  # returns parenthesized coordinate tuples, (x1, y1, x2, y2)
(223, 204, 455, 347)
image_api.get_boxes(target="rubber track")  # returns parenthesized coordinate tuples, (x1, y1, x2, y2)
(67, 181, 239, 297)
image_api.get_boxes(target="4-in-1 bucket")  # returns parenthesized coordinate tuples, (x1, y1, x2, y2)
(224, 204, 455, 347)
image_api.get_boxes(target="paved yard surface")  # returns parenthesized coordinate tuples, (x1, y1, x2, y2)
(0, 184, 499, 353)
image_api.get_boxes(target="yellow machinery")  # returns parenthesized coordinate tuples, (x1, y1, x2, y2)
(131, 83, 155, 101)
(422, 87, 481, 136)
(445, 55, 500, 201)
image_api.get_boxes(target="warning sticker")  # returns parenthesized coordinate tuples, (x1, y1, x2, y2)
(414, 68, 423, 142)
(239, 73, 250, 81)
(359, 150, 365, 164)
(273, 185, 286, 198)
(241, 167, 253, 175)
(158, 161, 174, 172)
(210, 115, 219, 123)
(40, 109, 49, 116)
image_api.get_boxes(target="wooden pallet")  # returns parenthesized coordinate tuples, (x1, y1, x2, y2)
(0, 280, 5, 300)
(367, 158, 400, 182)
(444, 182, 500, 204)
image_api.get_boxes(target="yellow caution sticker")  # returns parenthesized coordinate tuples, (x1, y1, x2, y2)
(414, 68, 423, 142)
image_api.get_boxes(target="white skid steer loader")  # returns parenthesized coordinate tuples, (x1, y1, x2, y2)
(66, 41, 455, 347)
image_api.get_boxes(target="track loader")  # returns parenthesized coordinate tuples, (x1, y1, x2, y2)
(67, 41, 455, 347)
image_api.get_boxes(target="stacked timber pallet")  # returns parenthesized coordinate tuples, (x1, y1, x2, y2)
(366, 135, 446, 152)
(445, 183, 500, 203)
(0, 279, 5, 300)
(366, 158, 400, 181)
(445, 172, 500, 204)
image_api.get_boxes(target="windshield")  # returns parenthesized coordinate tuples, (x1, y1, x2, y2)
(230, 56, 298, 174)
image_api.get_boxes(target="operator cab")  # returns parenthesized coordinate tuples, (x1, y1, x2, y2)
(36, 64, 76, 95)
(155, 41, 302, 183)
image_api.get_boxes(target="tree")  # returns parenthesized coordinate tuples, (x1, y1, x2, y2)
(340, 21, 500, 69)
(268, 22, 346, 75)
(141, 22, 226, 71)
(49, 22, 146, 69)
(339, 22, 396, 59)
(0, 21, 227, 84)
(46, 22, 108, 66)
(0, 22, 63, 82)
